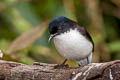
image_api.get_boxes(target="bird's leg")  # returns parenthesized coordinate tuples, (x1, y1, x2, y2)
(61, 59, 67, 65)
(54, 59, 68, 68)
(87, 57, 89, 64)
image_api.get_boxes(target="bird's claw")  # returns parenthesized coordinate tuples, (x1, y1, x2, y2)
(54, 64, 69, 69)
(33, 62, 41, 65)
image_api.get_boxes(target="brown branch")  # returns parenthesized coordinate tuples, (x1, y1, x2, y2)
(0, 60, 120, 80)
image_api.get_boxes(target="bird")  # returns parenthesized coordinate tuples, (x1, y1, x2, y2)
(48, 16, 94, 67)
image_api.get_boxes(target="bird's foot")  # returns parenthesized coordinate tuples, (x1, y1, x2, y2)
(33, 62, 41, 65)
(33, 62, 69, 68)
(54, 64, 69, 69)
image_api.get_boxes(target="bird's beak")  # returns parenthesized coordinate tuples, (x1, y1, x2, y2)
(48, 34, 54, 43)
(48, 33, 58, 42)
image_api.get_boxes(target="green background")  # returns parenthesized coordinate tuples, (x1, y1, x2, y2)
(0, 0, 120, 66)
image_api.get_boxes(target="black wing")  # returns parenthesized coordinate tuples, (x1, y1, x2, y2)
(72, 23, 94, 52)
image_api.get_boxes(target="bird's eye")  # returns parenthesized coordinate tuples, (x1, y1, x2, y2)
(51, 26, 58, 34)
(58, 27, 62, 30)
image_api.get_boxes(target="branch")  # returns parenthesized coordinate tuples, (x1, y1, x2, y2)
(0, 60, 120, 80)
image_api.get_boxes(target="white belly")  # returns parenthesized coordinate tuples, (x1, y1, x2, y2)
(53, 29, 93, 61)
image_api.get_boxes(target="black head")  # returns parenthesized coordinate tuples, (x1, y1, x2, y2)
(48, 16, 74, 42)
(48, 16, 94, 51)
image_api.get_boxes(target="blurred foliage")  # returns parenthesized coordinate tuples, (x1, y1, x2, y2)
(0, 0, 120, 66)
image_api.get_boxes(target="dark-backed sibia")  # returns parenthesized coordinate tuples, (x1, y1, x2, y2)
(48, 16, 94, 67)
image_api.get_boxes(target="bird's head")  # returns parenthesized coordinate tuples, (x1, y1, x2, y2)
(48, 16, 74, 42)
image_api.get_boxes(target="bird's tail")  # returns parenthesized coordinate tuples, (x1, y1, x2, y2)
(77, 52, 93, 66)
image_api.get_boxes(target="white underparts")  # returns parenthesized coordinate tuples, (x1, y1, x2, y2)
(53, 29, 93, 65)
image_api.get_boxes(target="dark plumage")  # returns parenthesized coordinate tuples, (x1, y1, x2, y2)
(49, 16, 94, 51)
(48, 16, 94, 67)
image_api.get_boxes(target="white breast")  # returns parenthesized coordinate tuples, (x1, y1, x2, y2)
(53, 29, 93, 61)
